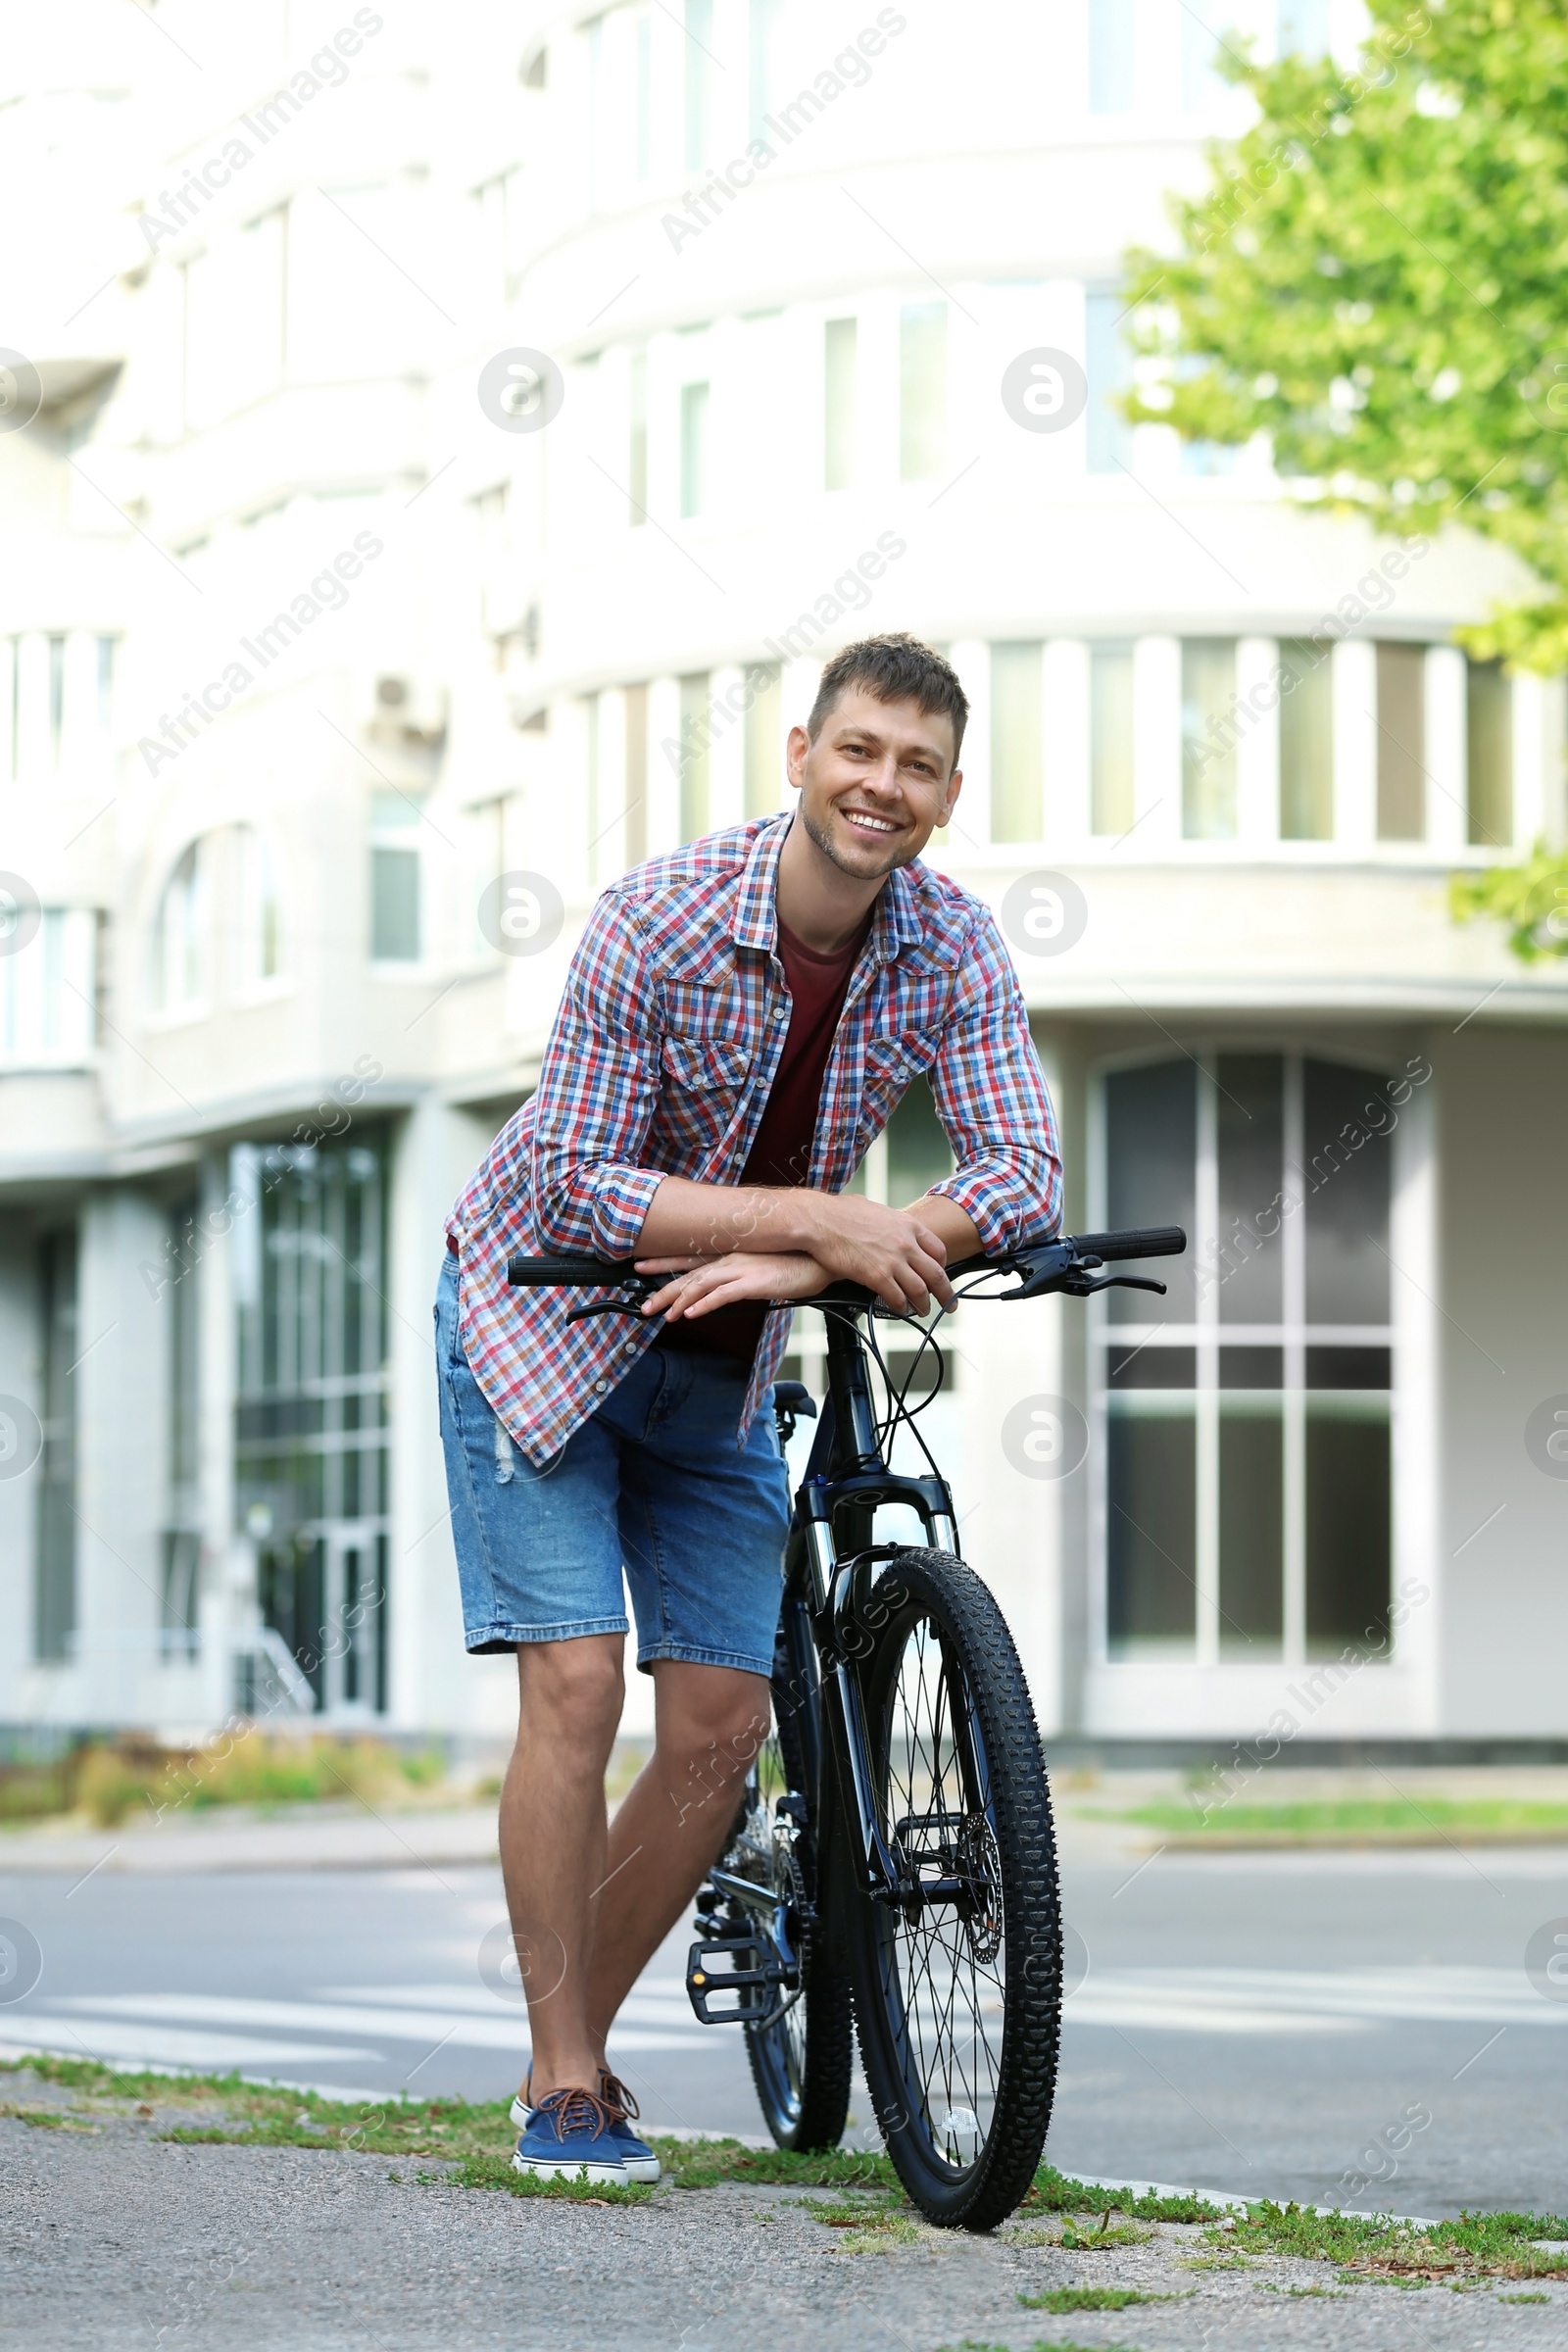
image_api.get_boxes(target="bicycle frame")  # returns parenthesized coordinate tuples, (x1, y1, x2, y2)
(704, 1295, 965, 1950)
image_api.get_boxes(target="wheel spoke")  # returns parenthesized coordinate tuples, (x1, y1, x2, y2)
(874, 1604, 1007, 2177)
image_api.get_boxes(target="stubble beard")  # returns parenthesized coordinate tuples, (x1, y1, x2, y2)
(802, 800, 911, 881)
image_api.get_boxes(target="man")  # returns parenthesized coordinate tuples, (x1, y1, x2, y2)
(436, 632, 1061, 2183)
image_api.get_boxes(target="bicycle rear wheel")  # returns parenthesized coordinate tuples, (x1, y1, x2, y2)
(842, 1546, 1061, 2229)
(724, 1600, 854, 2150)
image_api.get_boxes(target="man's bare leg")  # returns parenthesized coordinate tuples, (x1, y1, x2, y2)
(499, 1634, 625, 2101)
(585, 1659, 770, 2063)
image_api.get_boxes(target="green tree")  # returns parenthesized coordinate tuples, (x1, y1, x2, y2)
(1122, 0, 1568, 955)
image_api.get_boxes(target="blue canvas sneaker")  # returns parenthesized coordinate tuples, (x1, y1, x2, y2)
(511, 2087, 631, 2187)
(511, 2069, 661, 2184)
(598, 2071, 662, 2183)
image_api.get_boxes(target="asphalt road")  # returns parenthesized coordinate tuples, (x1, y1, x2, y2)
(4, 1838, 1566, 2218)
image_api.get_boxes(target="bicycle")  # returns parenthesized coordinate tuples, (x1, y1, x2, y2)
(508, 1222, 1186, 2229)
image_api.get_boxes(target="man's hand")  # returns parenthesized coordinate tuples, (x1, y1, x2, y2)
(792, 1194, 956, 1314)
(633, 1180, 982, 1314)
(635, 1252, 831, 1320)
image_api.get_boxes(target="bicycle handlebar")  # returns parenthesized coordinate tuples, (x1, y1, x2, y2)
(506, 1226, 1187, 1311)
(1048, 1226, 1187, 1264)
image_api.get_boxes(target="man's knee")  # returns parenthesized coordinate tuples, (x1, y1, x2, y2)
(655, 1666, 770, 1774)
(517, 1637, 624, 1740)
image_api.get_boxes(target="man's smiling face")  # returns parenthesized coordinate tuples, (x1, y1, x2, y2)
(786, 685, 964, 881)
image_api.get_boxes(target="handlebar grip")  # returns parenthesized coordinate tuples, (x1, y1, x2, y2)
(507, 1254, 640, 1287)
(1065, 1226, 1187, 1263)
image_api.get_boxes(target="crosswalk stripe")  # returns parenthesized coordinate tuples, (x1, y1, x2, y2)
(41, 1992, 710, 2053)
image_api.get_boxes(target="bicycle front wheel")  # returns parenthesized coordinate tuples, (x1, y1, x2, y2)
(842, 1546, 1061, 2229)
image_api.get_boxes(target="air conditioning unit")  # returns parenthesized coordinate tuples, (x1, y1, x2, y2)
(366, 672, 448, 747)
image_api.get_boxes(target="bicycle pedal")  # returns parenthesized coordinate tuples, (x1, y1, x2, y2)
(685, 1932, 794, 2025)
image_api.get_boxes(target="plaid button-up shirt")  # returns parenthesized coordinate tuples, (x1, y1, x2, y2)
(448, 814, 1062, 1463)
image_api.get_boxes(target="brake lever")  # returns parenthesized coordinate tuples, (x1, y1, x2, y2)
(997, 1247, 1167, 1301)
(1062, 1273, 1167, 1298)
(564, 1282, 660, 1325)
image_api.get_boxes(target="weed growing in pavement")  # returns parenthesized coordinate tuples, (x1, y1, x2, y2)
(1020, 2284, 1180, 2310)
(935, 2341, 1141, 2352)
(1059, 2221, 1152, 2248)
(792, 2194, 924, 2253)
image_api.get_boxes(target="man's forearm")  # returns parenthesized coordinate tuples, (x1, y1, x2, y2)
(634, 1177, 983, 1266)
(905, 1193, 983, 1266)
(633, 1177, 830, 1261)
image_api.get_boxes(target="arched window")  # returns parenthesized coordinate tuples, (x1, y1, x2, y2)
(235, 824, 283, 987)
(1096, 1052, 1400, 1667)
(150, 841, 208, 1012)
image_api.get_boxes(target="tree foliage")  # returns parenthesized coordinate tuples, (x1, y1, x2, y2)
(1124, 0, 1568, 670)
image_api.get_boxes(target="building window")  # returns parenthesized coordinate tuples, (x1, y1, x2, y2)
(35, 1228, 78, 1664)
(1376, 643, 1427, 840)
(990, 641, 1044, 843)
(744, 663, 782, 816)
(48, 635, 66, 768)
(634, 8, 652, 178)
(1085, 289, 1133, 474)
(1181, 638, 1239, 838)
(233, 1134, 391, 1714)
(1181, 0, 1229, 111)
(1098, 1053, 1395, 1665)
(680, 380, 710, 518)
(369, 793, 421, 962)
(96, 636, 117, 733)
(824, 317, 858, 490)
(1278, 638, 1334, 840)
(678, 673, 710, 839)
(1090, 640, 1136, 836)
(900, 302, 947, 482)
(163, 1195, 202, 1658)
(236, 825, 284, 986)
(0, 907, 95, 1068)
(628, 350, 648, 524)
(1466, 658, 1512, 847)
(1277, 0, 1332, 55)
(623, 684, 649, 868)
(685, 0, 712, 170)
(1089, 0, 1136, 110)
(750, 0, 783, 136)
(151, 840, 208, 1011)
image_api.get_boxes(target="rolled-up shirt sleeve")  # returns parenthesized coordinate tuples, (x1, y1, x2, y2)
(924, 908, 1062, 1251)
(528, 894, 668, 1258)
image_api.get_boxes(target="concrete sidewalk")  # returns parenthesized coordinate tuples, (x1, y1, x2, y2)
(0, 1801, 501, 1877)
(5, 2087, 1566, 2352)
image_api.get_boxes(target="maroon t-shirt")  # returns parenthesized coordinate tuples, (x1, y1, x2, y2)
(660, 908, 874, 1363)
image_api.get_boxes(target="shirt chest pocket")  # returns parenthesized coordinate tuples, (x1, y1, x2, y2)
(656, 1034, 755, 1155)
(856, 1031, 938, 1129)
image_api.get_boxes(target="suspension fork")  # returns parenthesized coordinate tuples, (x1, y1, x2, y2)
(799, 1495, 904, 1903)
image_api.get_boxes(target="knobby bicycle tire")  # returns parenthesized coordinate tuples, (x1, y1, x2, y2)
(841, 1546, 1061, 2229)
(736, 1603, 855, 2150)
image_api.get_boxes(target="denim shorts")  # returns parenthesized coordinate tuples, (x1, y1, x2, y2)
(434, 1251, 789, 1677)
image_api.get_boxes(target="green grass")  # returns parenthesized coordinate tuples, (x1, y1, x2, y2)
(938, 2343, 1142, 2352)
(9, 2054, 1568, 2287)
(1096, 1795, 1568, 1841)
(1501, 2292, 1553, 2303)
(1020, 2285, 1174, 2311)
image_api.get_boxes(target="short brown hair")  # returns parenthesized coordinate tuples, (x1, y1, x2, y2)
(807, 632, 968, 764)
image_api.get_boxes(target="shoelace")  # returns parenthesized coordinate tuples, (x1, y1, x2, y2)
(536, 2086, 617, 2143)
(519, 2069, 640, 2125)
(600, 2072, 639, 2122)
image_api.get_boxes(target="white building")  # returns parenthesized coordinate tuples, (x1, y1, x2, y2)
(2, 0, 1565, 1757)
